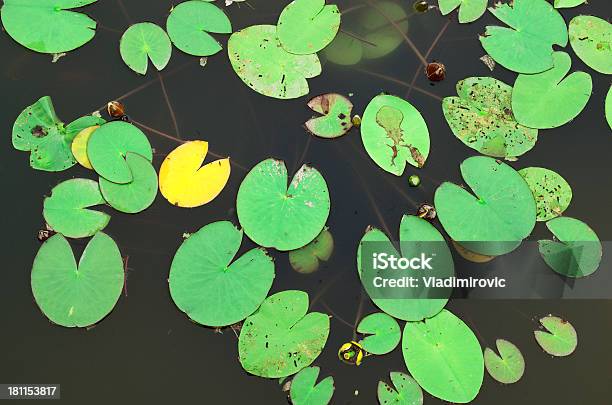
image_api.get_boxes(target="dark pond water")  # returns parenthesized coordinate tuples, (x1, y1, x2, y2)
(1, 0, 611, 403)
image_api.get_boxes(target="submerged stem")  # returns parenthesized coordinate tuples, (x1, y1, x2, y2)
(157, 71, 181, 140)
(350, 67, 443, 101)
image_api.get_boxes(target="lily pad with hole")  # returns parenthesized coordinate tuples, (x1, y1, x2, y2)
(484, 339, 525, 384)
(43, 178, 110, 238)
(377, 372, 423, 405)
(237, 158, 330, 251)
(538, 217, 602, 278)
(31, 232, 123, 327)
(289, 366, 334, 405)
(434, 156, 536, 256)
(1, 0, 97, 54)
(438, 0, 487, 24)
(305, 94, 353, 138)
(534, 315, 577, 356)
(71, 125, 99, 169)
(442, 77, 538, 158)
(402, 309, 484, 403)
(169, 221, 274, 327)
(568, 16, 612, 75)
(239, 290, 330, 378)
(357, 312, 401, 355)
(519, 167, 572, 221)
(289, 228, 334, 274)
(553, 0, 586, 8)
(480, 0, 568, 74)
(361, 94, 430, 175)
(120, 22, 172, 75)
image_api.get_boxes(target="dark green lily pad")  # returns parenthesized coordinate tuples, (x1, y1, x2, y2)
(377, 372, 422, 405)
(484, 339, 525, 384)
(519, 167, 572, 221)
(305, 94, 353, 138)
(289, 366, 334, 405)
(289, 228, 334, 274)
(357, 312, 401, 355)
(534, 315, 577, 356)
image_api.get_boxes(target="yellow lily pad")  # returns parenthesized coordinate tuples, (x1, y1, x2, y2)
(71, 125, 99, 169)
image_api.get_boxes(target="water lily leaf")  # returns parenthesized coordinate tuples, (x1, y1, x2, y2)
(534, 315, 577, 356)
(237, 158, 330, 251)
(159, 141, 230, 208)
(538, 217, 602, 278)
(322, 32, 362, 65)
(277, 0, 340, 55)
(305, 94, 353, 138)
(553, 0, 586, 8)
(87, 121, 153, 184)
(442, 77, 538, 158)
(31, 232, 123, 327)
(289, 366, 334, 405)
(518, 167, 572, 221)
(513, 52, 592, 129)
(377, 372, 423, 405)
(238, 290, 330, 378)
(1, 0, 97, 54)
(480, 0, 568, 73)
(438, 0, 487, 24)
(434, 156, 536, 256)
(357, 312, 401, 355)
(607, 85, 612, 130)
(71, 126, 99, 169)
(484, 339, 525, 384)
(120, 22, 172, 75)
(170, 221, 274, 327)
(166, 0, 231, 56)
(289, 228, 334, 274)
(361, 94, 430, 176)
(228, 25, 322, 99)
(43, 178, 110, 238)
(568, 15, 612, 75)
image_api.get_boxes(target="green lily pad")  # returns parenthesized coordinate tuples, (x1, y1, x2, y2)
(512, 52, 592, 129)
(434, 156, 536, 256)
(166, 0, 231, 56)
(538, 217, 602, 278)
(361, 94, 430, 176)
(120, 22, 172, 75)
(228, 25, 322, 99)
(519, 167, 572, 221)
(569, 16, 612, 74)
(169, 221, 274, 327)
(322, 32, 362, 65)
(377, 372, 423, 405)
(553, 0, 586, 8)
(480, 0, 568, 73)
(43, 178, 110, 238)
(289, 228, 334, 274)
(87, 121, 153, 184)
(607, 85, 612, 130)
(99, 153, 158, 214)
(238, 290, 330, 378)
(484, 339, 525, 384)
(438, 0, 487, 24)
(357, 312, 401, 355)
(289, 366, 334, 405)
(402, 309, 484, 403)
(1, 0, 97, 54)
(237, 159, 330, 251)
(534, 315, 577, 356)
(31, 232, 123, 327)
(305, 94, 353, 138)
(442, 77, 538, 158)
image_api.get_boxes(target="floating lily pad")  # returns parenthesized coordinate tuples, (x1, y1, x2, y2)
(538, 217, 602, 278)
(553, 0, 586, 8)
(438, 0, 487, 24)
(361, 94, 430, 176)
(534, 315, 577, 356)
(607, 85, 612, 130)
(484, 339, 525, 384)
(569, 16, 612, 74)
(237, 159, 330, 251)
(1, 0, 97, 53)
(305, 94, 353, 138)
(377, 372, 423, 405)
(120, 22, 172, 74)
(159, 141, 231, 208)
(43, 178, 110, 238)
(239, 290, 330, 378)
(71, 125, 99, 169)
(480, 0, 568, 73)
(166, 0, 231, 56)
(289, 228, 334, 274)
(442, 77, 538, 158)
(289, 366, 335, 405)
(87, 121, 153, 184)
(434, 156, 536, 256)
(357, 312, 401, 355)
(512, 52, 592, 129)
(519, 167, 572, 221)
(31, 232, 123, 327)
(228, 25, 322, 99)
(170, 221, 274, 327)
(402, 309, 484, 403)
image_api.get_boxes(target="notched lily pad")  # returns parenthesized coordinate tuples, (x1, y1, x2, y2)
(519, 167, 572, 221)
(289, 228, 334, 274)
(305, 94, 353, 138)
(568, 16, 612, 74)
(377, 372, 423, 405)
(289, 366, 335, 405)
(357, 312, 401, 355)
(534, 315, 577, 356)
(120, 22, 172, 74)
(484, 339, 525, 384)
(438, 0, 487, 24)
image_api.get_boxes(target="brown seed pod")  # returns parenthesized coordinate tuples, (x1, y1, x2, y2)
(107, 101, 126, 119)
(425, 62, 446, 82)
(417, 203, 437, 220)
